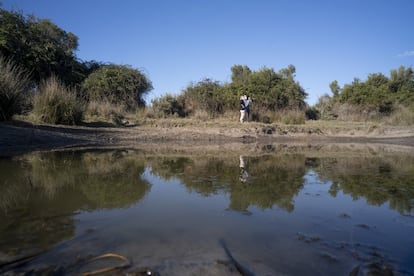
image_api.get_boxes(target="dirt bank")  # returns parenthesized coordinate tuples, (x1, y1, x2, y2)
(1, 120, 413, 157)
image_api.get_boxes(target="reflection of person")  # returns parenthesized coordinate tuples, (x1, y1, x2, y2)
(239, 155, 249, 182)
(239, 96, 246, 123)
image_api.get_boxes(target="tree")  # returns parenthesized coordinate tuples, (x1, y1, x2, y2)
(231, 65, 251, 85)
(315, 94, 337, 120)
(328, 66, 414, 118)
(246, 66, 307, 111)
(0, 8, 87, 86)
(176, 65, 307, 119)
(82, 64, 153, 110)
(329, 80, 340, 97)
(181, 78, 224, 117)
(366, 73, 389, 88)
(389, 66, 414, 93)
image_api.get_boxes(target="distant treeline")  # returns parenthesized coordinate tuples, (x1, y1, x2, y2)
(1, 7, 413, 124)
(314, 67, 414, 121)
(152, 64, 307, 120)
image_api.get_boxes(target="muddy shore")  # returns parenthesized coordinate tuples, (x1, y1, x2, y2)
(1, 120, 413, 157)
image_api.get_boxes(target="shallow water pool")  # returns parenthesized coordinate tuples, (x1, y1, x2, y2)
(1, 144, 413, 275)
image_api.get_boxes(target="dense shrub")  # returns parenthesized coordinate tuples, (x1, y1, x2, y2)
(172, 65, 308, 119)
(33, 76, 84, 125)
(0, 56, 32, 121)
(330, 67, 413, 115)
(305, 106, 320, 120)
(151, 94, 186, 118)
(181, 79, 225, 118)
(314, 94, 337, 120)
(82, 65, 152, 110)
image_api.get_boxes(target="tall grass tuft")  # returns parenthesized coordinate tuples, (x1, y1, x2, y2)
(0, 56, 32, 121)
(33, 76, 85, 125)
(385, 106, 414, 126)
(280, 110, 306, 124)
(85, 100, 127, 126)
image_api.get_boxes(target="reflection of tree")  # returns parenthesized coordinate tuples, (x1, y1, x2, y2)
(23, 150, 151, 210)
(312, 156, 414, 214)
(0, 150, 151, 259)
(146, 156, 193, 181)
(229, 155, 306, 212)
(149, 154, 306, 212)
(79, 151, 150, 209)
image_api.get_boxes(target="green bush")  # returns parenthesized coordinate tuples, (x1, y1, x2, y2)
(314, 94, 337, 120)
(305, 106, 320, 120)
(151, 94, 186, 118)
(0, 56, 32, 121)
(33, 76, 85, 125)
(82, 64, 152, 110)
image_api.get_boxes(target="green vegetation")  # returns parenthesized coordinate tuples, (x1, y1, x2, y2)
(0, 6, 412, 126)
(316, 155, 414, 214)
(82, 64, 153, 110)
(151, 65, 307, 122)
(3, 149, 413, 216)
(315, 66, 414, 124)
(0, 8, 150, 124)
(0, 8, 103, 87)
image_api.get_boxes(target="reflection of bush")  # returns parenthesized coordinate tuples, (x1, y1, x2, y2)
(0, 150, 151, 257)
(28, 152, 81, 198)
(79, 151, 150, 209)
(229, 155, 306, 212)
(148, 154, 306, 212)
(314, 155, 414, 214)
(145, 156, 193, 181)
(7, 150, 151, 210)
(0, 158, 31, 213)
(0, 157, 75, 257)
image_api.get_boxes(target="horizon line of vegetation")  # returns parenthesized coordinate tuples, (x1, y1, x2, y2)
(0, 7, 413, 125)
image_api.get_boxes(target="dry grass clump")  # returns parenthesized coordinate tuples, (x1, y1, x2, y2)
(330, 103, 414, 126)
(85, 100, 126, 125)
(333, 103, 382, 122)
(255, 110, 305, 125)
(33, 76, 84, 125)
(0, 56, 32, 121)
(385, 106, 414, 126)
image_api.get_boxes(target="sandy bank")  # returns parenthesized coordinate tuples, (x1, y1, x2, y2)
(1, 120, 413, 157)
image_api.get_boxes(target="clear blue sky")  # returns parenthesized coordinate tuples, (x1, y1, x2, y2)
(3, 0, 414, 105)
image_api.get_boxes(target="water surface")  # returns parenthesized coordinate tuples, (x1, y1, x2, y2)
(1, 144, 413, 275)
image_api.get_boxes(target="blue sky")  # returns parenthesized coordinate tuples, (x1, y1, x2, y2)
(2, 0, 414, 105)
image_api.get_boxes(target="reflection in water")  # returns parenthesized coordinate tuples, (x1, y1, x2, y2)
(0, 150, 151, 261)
(0, 146, 414, 275)
(239, 155, 249, 183)
(314, 155, 414, 214)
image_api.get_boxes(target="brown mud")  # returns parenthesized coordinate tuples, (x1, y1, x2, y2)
(1, 120, 413, 157)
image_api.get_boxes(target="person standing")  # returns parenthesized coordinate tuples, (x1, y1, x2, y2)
(239, 95, 246, 123)
(244, 95, 252, 121)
